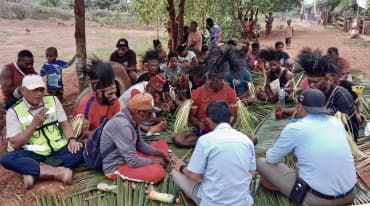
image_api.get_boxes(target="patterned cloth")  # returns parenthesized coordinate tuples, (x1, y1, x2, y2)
(40, 60, 68, 90)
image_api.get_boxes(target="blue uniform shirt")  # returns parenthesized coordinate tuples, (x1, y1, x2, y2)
(187, 123, 256, 206)
(226, 68, 253, 97)
(266, 114, 356, 196)
(40, 60, 68, 90)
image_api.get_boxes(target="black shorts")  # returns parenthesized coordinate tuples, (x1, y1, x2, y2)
(285, 37, 292, 45)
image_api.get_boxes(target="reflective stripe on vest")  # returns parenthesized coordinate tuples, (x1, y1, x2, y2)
(13, 96, 67, 156)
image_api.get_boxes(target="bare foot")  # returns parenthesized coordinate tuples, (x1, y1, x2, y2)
(275, 102, 283, 119)
(147, 121, 167, 134)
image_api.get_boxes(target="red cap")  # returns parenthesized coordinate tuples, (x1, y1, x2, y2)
(148, 74, 166, 92)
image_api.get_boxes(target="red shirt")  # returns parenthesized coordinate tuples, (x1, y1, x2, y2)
(2, 63, 35, 103)
(191, 84, 237, 131)
(73, 93, 120, 130)
(337, 57, 350, 74)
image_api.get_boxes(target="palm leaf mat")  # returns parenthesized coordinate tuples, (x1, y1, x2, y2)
(35, 72, 370, 206)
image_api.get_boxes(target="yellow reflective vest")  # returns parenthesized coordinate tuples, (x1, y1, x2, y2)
(12, 96, 68, 156)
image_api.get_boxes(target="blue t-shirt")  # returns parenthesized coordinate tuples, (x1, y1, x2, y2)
(187, 123, 256, 206)
(266, 114, 356, 196)
(226, 68, 253, 96)
(164, 66, 183, 82)
(209, 24, 220, 45)
(279, 51, 290, 64)
(40, 60, 68, 90)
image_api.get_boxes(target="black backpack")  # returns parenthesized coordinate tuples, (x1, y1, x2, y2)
(83, 118, 114, 170)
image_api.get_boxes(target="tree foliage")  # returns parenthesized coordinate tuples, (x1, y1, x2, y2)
(37, 0, 300, 42)
(365, 0, 370, 18)
(132, 0, 166, 26)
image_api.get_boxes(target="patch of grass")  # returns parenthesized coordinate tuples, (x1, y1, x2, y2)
(86, 10, 142, 28)
(58, 35, 169, 61)
(353, 38, 370, 48)
(89, 34, 168, 57)
(0, 1, 73, 20)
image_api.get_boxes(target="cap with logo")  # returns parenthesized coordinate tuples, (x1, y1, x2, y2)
(116, 39, 129, 49)
(128, 93, 160, 113)
(297, 88, 332, 114)
(22, 74, 46, 90)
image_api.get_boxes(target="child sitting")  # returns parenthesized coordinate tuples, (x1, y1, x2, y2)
(40, 47, 75, 101)
(164, 52, 183, 85)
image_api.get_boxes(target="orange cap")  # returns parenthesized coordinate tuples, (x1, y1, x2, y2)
(128, 93, 160, 112)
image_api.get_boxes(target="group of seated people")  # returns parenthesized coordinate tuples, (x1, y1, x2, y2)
(0, 35, 366, 206)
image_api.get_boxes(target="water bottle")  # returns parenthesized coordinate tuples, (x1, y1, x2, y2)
(278, 88, 285, 107)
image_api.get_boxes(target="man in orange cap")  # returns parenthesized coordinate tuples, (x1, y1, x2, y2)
(100, 93, 169, 183)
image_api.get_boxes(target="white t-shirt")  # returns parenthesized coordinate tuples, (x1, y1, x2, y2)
(119, 81, 148, 108)
(178, 50, 196, 63)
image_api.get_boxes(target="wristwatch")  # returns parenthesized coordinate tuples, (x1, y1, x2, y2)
(68, 137, 78, 143)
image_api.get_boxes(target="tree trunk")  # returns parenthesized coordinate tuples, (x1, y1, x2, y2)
(250, 7, 254, 21)
(168, 0, 177, 51)
(156, 13, 159, 38)
(176, 0, 185, 48)
(74, 0, 89, 93)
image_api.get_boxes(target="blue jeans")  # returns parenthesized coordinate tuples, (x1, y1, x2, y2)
(0, 145, 84, 179)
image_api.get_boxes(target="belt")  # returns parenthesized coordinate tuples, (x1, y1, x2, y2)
(309, 187, 355, 200)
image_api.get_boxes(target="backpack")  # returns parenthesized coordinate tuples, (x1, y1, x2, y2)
(83, 118, 115, 170)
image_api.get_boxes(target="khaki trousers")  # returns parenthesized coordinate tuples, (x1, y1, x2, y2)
(256, 158, 356, 206)
(172, 169, 201, 205)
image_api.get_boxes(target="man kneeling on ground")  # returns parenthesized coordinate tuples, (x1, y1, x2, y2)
(257, 89, 356, 206)
(101, 93, 169, 183)
(170, 101, 256, 206)
(0, 75, 84, 189)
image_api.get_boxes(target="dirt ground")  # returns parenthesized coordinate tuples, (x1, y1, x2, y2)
(0, 18, 369, 205)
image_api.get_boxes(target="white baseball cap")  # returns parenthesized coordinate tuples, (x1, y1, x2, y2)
(22, 74, 46, 90)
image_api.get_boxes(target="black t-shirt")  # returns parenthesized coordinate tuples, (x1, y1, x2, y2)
(110, 49, 137, 68)
(340, 80, 357, 100)
(326, 84, 359, 140)
(268, 69, 288, 88)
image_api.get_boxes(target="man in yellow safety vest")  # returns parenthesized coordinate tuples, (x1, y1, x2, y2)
(0, 74, 84, 189)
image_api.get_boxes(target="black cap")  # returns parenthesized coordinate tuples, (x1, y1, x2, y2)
(297, 89, 332, 114)
(116, 39, 129, 49)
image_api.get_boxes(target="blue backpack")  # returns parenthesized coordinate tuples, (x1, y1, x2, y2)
(82, 97, 114, 170)
(83, 119, 114, 170)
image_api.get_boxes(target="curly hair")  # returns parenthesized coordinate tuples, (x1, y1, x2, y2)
(297, 48, 332, 77)
(226, 48, 246, 74)
(257, 48, 282, 62)
(88, 58, 115, 90)
(143, 49, 161, 63)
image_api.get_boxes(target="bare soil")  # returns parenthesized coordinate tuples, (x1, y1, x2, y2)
(0, 18, 369, 205)
(259, 19, 370, 80)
